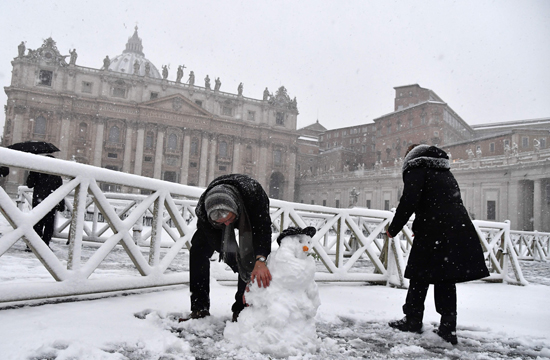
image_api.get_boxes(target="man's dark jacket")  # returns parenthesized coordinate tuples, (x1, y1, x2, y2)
(194, 174, 272, 267)
(388, 145, 489, 283)
(26, 171, 64, 211)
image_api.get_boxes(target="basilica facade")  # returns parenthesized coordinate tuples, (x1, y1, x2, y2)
(3, 31, 550, 232)
(3, 29, 299, 200)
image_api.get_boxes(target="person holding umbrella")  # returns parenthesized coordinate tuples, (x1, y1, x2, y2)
(3, 141, 60, 180)
(26, 155, 65, 248)
(8, 141, 65, 249)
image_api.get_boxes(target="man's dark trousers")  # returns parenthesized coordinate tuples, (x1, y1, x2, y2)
(189, 230, 247, 314)
(34, 210, 56, 246)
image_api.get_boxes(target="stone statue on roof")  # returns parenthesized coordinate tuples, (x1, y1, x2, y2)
(102, 55, 110, 70)
(176, 65, 184, 83)
(18, 41, 26, 58)
(188, 71, 195, 86)
(69, 49, 77, 65)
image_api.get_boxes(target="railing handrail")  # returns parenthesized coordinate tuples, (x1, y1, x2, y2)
(0, 149, 529, 306)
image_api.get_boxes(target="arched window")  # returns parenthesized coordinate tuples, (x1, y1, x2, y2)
(145, 131, 154, 149)
(168, 133, 178, 150)
(219, 141, 227, 157)
(245, 146, 253, 163)
(79, 122, 88, 140)
(108, 125, 120, 143)
(34, 116, 47, 135)
(269, 172, 285, 200)
(190, 138, 198, 156)
(273, 149, 282, 164)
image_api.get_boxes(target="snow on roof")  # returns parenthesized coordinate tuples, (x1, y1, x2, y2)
(472, 117, 550, 130)
(373, 100, 446, 121)
(298, 136, 318, 142)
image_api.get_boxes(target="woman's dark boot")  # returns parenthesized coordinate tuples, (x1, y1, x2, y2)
(434, 315, 458, 345)
(388, 315, 423, 333)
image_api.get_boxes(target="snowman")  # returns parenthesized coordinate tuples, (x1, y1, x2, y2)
(224, 226, 321, 357)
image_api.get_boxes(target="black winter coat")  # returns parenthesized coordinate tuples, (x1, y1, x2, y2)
(388, 145, 489, 283)
(26, 171, 64, 211)
(195, 174, 272, 259)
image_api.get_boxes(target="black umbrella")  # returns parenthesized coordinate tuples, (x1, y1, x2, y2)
(7, 141, 60, 154)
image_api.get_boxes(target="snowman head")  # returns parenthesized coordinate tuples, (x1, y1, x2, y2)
(276, 226, 316, 259)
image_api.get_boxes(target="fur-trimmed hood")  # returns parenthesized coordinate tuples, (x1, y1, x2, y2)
(402, 145, 450, 173)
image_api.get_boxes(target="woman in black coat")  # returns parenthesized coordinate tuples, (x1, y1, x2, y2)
(184, 174, 272, 322)
(387, 144, 489, 345)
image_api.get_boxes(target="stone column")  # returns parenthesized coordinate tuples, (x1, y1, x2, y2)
(93, 118, 105, 167)
(507, 181, 521, 230)
(59, 113, 71, 160)
(122, 121, 134, 173)
(11, 105, 26, 144)
(257, 140, 269, 189)
(154, 126, 165, 179)
(6, 105, 26, 187)
(134, 122, 145, 176)
(286, 145, 297, 202)
(473, 182, 482, 220)
(207, 135, 218, 184)
(198, 132, 210, 187)
(534, 179, 542, 231)
(232, 137, 241, 174)
(180, 132, 191, 185)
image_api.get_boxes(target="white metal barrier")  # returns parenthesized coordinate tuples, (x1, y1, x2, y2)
(0, 147, 527, 306)
(473, 220, 527, 285)
(510, 230, 550, 261)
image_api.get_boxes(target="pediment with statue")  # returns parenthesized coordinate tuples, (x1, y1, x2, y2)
(267, 86, 298, 112)
(141, 94, 212, 116)
(17, 38, 69, 67)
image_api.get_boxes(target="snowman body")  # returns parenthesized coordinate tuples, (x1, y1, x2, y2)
(224, 233, 320, 357)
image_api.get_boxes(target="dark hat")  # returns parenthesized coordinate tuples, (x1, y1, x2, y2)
(204, 185, 239, 221)
(276, 226, 316, 245)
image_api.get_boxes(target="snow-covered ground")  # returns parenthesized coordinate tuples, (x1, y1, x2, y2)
(1, 236, 549, 360)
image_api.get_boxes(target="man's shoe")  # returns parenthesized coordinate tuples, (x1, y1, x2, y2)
(178, 309, 210, 322)
(433, 328, 458, 345)
(232, 310, 242, 323)
(388, 316, 423, 333)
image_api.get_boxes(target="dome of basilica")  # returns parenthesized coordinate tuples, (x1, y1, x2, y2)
(107, 27, 161, 79)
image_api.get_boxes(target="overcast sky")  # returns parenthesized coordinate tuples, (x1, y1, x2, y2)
(1, 0, 549, 133)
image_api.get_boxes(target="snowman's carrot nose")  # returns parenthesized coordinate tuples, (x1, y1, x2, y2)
(303, 246, 309, 252)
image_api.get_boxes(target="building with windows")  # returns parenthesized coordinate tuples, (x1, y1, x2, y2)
(3, 32, 549, 231)
(2, 29, 299, 200)
(295, 84, 550, 232)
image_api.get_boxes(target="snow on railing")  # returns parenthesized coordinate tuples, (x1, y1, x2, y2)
(0, 147, 527, 305)
(473, 220, 527, 285)
(509, 230, 550, 261)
